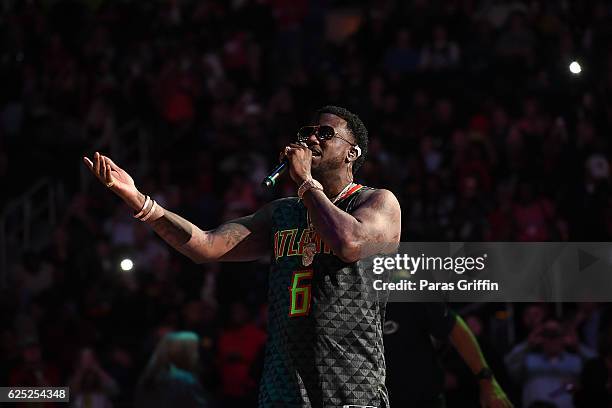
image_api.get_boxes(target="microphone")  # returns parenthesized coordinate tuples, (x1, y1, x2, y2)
(261, 159, 288, 188)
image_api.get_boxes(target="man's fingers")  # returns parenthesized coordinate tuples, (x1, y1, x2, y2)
(283, 144, 310, 156)
(84, 154, 113, 186)
(83, 157, 94, 170)
(281, 143, 311, 164)
(105, 161, 113, 184)
(281, 146, 293, 158)
(104, 156, 120, 171)
(100, 156, 107, 180)
(94, 152, 101, 175)
(101, 156, 112, 182)
(289, 143, 306, 149)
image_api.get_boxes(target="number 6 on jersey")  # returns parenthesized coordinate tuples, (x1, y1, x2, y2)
(288, 270, 313, 317)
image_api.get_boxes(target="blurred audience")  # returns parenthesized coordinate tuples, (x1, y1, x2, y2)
(505, 319, 596, 408)
(69, 348, 119, 408)
(217, 302, 266, 407)
(135, 331, 213, 408)
(1, 0, 612, 406)
(9, 337, 60, 389)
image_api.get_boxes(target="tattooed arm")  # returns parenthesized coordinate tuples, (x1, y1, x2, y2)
(144, 198, 274, 263)
(301, 188, 401, 263)
(82, 152, 273, 263)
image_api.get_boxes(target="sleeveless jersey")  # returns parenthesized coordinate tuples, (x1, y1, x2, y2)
(259, 185, 390, 408)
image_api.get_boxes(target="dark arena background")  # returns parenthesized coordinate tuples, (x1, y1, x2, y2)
(1, 1, 612, 407)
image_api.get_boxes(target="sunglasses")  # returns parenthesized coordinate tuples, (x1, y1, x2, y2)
(297, 125, 361, 156)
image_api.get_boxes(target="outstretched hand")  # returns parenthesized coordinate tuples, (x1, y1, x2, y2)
(82, 152, 142, 210)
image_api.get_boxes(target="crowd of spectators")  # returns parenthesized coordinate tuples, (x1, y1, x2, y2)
(2, 0, 612, 406)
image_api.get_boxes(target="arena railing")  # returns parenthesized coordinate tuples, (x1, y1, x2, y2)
(1, 121, 149, 288)
(0, 178, 60, 288)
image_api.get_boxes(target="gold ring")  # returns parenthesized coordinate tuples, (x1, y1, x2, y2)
(106, 180, 115, 188)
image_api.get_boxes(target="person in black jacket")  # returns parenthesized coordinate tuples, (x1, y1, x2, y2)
(385, 303, 512, 408)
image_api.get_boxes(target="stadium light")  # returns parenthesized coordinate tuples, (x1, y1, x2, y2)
(120, 258, 134, 271)
(569, 61, 582, 75)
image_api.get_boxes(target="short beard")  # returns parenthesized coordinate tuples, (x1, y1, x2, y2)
(311, 156, 345, 180)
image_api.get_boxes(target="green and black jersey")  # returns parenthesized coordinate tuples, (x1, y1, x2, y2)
(259, 185, 390, 408)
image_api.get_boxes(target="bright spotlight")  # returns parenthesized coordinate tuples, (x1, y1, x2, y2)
(120, 258, 134, 271)
(569, 61, 582, 74)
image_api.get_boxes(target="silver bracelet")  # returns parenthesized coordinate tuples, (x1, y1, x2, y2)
(140, 200, 158, 222)
(133, 195, 151, 219)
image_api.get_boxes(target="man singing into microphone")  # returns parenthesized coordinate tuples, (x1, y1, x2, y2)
(83, 105, 401, 408)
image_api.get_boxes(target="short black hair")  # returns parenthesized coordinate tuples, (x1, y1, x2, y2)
(317, 105, 368, 174)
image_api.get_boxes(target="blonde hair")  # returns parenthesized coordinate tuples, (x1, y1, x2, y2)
(138, 331, 200, 387)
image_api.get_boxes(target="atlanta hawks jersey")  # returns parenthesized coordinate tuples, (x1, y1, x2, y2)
(258, 185, 390, 408)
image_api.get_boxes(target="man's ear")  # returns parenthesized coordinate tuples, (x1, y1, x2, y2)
(347, 145, 361, 162)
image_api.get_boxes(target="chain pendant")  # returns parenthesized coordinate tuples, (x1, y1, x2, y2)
(302, 242, 316, 266)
